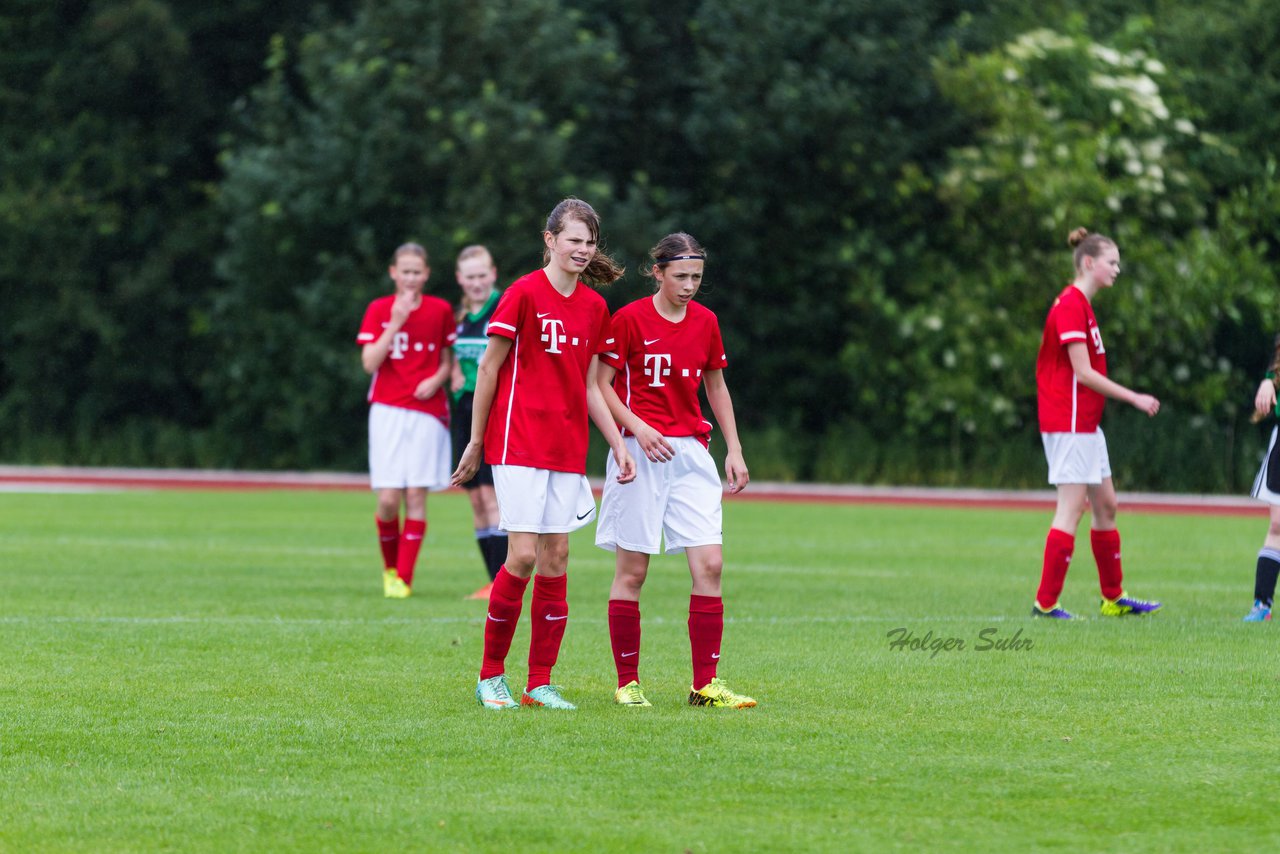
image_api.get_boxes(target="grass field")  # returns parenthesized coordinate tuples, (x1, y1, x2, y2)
(2, 488, 1279, 852)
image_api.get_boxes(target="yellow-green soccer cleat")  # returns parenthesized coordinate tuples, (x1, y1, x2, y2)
(688, 677, 756, 709)
(382, 569, 397, 596)
(1099, 591, 1162, 617)
(614, 680, 652, 707)
(384, 575, 411, 599)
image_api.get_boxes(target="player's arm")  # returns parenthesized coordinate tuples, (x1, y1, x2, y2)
(587, 355, 636, 484)
(595, 362, 674, 462)
(1255, 374, 1277, 419)
(361, 292, 414, 375)
(703, 368, 749, 494)
(450, 336, 511, 486)
(413, 347, 453, 400)
(1066, 342, 1159, 416)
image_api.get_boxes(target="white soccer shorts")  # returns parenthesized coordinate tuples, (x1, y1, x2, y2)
(368, 403, 452, 490)
(1041, 429, 1112, 486)
(596, 435, 723, 555)
(1251, 426, 1280, 505)
(492, 465, 597, 534)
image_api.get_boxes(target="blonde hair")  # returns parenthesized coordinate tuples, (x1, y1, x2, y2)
(456, 244, 492, 269)
(1067, 227, 1115, 272)
(391, 242, 428, 265)
(542, 197, 624, 287)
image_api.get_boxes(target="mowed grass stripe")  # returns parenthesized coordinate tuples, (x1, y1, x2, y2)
(1, 489, 1277, 852)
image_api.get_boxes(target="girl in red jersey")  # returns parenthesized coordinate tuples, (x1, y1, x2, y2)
(452, 198, 636, 711)
(594, 233, 756, 709)
(1032, 227, 1162, 619)
(449, 245, 506, 601)
(356, 243, 457, 599)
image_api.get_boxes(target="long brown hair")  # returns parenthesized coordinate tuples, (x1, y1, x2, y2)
(642, 232, 707, 291)
(542, 197, 625, 287)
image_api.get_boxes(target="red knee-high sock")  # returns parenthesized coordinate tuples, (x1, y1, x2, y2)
(396, 519, 426, 586)
(608, 599, 642, 688)
(1036, 528, 1075, 609)
(527, 573, 568, 692)
(689, 594, 724, 691)
(1091, 528, 1124, 601)
(480, 567, 529, 680)
(376, 516, 399, 569)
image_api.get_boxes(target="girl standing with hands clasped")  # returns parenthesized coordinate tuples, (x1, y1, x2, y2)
(595, 233, 756, 708)
(449, 245, 507, 601)
(1032, 227, 1163, 619)
(1243, 337, 1280, 621)
(356, 243, 456, 599)
(452, 198, 636, 711)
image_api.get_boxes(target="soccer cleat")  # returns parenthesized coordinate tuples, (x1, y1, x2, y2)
(384, 575, 411, 599)
(1243, 600, 1273, 622)
(466, 581, 494, 601)
(1099, 592, 1162, 617)
(382, 568, 396, 596)
(521, 684, 577, 710)
(614, 680, 652, 707)
(1031, 602, 1078, 620)
(475, 675, 519, 710)
(688, 677, 756, 709)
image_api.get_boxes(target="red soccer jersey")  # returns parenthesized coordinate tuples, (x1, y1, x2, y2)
(357, 293, 457, 424)
(483, 269, 612, 473)
(601, 297, 728, 447)
(1036, 284, 1107, 432)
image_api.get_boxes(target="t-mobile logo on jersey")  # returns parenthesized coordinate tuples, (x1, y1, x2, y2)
(538, 317, 585, 354)
(644, 353, 673, 387)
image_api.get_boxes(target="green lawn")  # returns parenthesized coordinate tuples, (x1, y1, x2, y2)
(1, 489, 1278, 852)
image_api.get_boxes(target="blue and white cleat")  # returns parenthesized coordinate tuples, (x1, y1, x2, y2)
(476, 675, 519, 710)
(1243, 600, 1273, 622)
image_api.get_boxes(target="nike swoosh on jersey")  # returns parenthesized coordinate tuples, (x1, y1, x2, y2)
(644, 338, 660, 345)
(537, 312, 551, 318)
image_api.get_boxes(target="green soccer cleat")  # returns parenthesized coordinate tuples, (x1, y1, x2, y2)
(521, 684, 577, 710)
(475, 675, 519, 711)
(614, 680, 652, 707)
(384, 575, 411, 599)
(382, 569, 397, 596)
(1099, 592, 1162, 617)
(688, 677, 756, 709)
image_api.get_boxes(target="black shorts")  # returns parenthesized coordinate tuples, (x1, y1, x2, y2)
(452, 392, 494, 490)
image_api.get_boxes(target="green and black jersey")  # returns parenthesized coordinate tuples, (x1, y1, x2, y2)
(453, 290, 501, 400)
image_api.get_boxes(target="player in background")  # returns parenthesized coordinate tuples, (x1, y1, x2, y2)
(356, 243, 456, 599)
(452, 198, 636, 711)
(449, 245, 507, 601)
(594, 233, 756, 709)
(1032, 227, 1163, 619)
(1243, 336, 1280, 621)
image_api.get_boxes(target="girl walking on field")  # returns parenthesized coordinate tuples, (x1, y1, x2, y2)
(452, 198, 635, 711)
(594, 232, 756, 708)
(356, 243, 456, 599)
(1032, 228, 1163, 619)
(1244, 336, 1280, 621)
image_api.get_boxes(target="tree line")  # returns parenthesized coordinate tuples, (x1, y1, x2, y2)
(3, 0, 1279, 490)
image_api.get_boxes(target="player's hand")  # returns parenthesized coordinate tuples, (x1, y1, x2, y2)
(1131, 393, 1160, 417)
(451, 441, 482, 486)
(413, 378, 440, 400)
(633, 423, 674, 463)
(725, 451, 749, 494)
(1256, 379, 1277, 418)
(613, 446, 637, 484)
(390, 291, 415, 325)
(450, 369, 465, 393)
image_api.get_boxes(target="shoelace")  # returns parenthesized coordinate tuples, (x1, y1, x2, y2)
(620, 684, 644, 703)
(491, 677, 514, 704)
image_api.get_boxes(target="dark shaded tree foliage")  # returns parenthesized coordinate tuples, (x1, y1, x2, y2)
(4, 0, 1280, 489)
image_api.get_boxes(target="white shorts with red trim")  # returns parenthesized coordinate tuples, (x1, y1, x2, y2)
(1041, 429, 1112, 486)
(368, 403, 452, 490)
(492, 465, 596, 534)
(596, 435, 723, 555)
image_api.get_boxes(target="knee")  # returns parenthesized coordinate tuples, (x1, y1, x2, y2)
(541, 539, 570, 573)
(1092, 497, 1118, 525)
(692, 554, 723, 586)
(376, 494, 400, 519)
(615, 561, 648, 594)
(1268, 518, 1280, 540)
